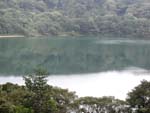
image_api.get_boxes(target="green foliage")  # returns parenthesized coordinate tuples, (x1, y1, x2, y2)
(0, 0, 149, 38)
(0, 82, 128, 113)
(0, 69, 77, 113)
(49, 86, 77, 113)
(1, 70, 150, 112)
(23, 69, 57, 113)
(127, 80, 150, 113)
(14, 106, 33, 113)
(24, 68, 48, 93)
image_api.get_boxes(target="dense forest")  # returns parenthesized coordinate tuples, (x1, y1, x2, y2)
(0, 0, 150, 38)
(0, 69, 150, 113)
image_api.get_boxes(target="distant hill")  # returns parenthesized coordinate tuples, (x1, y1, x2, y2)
(0, 0, 150, 38)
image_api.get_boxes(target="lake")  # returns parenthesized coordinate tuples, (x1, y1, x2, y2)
(0, 36, 150, 75)
(0, 36, 150, 100)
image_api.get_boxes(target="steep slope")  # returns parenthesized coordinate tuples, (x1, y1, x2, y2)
(0, 0, 149, 38)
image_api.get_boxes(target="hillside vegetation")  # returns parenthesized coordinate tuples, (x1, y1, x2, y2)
(0, 0, 150, 38)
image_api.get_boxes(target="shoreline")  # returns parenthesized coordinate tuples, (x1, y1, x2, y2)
(0, 35, 25, 38)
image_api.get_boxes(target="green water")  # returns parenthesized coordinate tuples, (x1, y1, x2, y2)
(0, 36, 150, 75)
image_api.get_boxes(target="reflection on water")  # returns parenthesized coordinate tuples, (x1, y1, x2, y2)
(96, 39, 150, 44)
(1, 69, 150, 100)
(0, 37, 150, 75)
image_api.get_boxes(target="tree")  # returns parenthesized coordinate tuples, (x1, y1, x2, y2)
(23, 68, 58, 113)
(0, 83, 33, 113)
(48, 86, 77, 113)
(0, 0, 149, 37)
(127, 80, 150, 113)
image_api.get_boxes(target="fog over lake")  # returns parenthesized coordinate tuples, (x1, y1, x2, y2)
(1, 68, 150, 100)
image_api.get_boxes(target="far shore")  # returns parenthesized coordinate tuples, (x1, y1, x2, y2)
(0, 35, 25, 38)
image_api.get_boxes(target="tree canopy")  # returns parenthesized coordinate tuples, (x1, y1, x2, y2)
(1, 69, 150, 113)
(0, 0, 149, 38)
(0, 69, 130, 113)
(127, 80, 150, 113)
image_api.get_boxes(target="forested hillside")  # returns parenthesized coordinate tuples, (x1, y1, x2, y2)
(0, 0, 150, 38)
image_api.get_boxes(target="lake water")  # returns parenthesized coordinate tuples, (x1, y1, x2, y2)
(0, 36, 150, 100)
